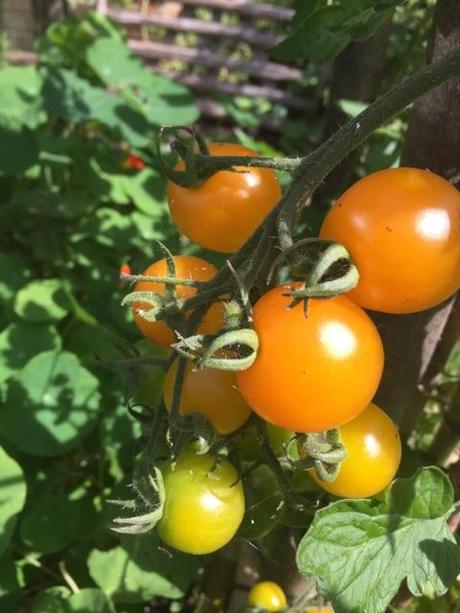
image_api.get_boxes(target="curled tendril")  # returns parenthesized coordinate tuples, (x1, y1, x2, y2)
(173, 328, 259, 371)
(296, 429, 347, 483)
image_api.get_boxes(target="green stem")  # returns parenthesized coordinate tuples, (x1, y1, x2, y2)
(194, 153, 302, 178)
(121, 272, 200, 287)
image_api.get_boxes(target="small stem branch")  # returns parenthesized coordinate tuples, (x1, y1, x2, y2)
(194, 154, 302, 177)
(58, 560, 80, 594)
(121, 273, 199, 287)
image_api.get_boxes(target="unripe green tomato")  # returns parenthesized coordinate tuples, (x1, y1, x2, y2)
(157, 451, 245, 555)
(248, 581, 287, 612)
(238, 465, 284, 540)
(235, 423, 294, 462)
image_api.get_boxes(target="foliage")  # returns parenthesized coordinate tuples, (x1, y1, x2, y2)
(0, 3, 458, 613)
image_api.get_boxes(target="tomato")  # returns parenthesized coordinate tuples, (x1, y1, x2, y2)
(132, 255, 224, 348)
(309, 403, 401, 498)
(157, 451, 244, 555)
(236, 286, 384, 432)
(319, 168, 460, 314)
(163, 361, 251, 435)
(304, 607, 334, 613)
(167, 142, 282, 253)
(248, 581, 287, 612)
(238, 465, 284, 540)
(235, 422, 294, 462)
(123, 153, 145, 170)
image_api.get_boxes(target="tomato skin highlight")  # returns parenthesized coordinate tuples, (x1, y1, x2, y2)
(167, 142, 282, 253)
(248, 581, 287, 612)
(236, 286, 384, 433)
(157, 452, 245, 555)
(319, 167, 460, 314)
(131, 255, 224, 348)
(309, 403, 401, 498)
(163, 361, 251, 435)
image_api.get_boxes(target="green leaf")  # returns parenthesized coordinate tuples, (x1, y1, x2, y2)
(296, 467, 460, 613)
(14, 279, 70, 322)
(88, 534, 203, 603)
(20, 492, 97, 554)
(0, 322, 61, 390)
(0, 253, 30, 305)
(0, 66, 46, 130)
(0, 127, 39, 176)
(0, 350, 101, 456)
(0, 556, 20, 596)
(272, 0, 401, 63)
(86, 38, 198, 126)
(68, 589, 115, 613)
(32, 587, 71, 613)
(42, 69, 150, 148)
(0, 447, 27, 557)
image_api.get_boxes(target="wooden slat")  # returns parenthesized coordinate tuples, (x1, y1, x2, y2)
(175, 73, 310, 110)
(176, 0, 294, 22)
(128, 39, 302, 81)
(106, 7, 281, 48)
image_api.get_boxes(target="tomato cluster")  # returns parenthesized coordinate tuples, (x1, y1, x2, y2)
(122, 142, 460, 565)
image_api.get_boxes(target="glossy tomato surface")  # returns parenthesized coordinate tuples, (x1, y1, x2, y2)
(167, 142, 282, 253)
(319, 167, 460, 313)
(248, 581, 287, 612)
(157, 451, 244, 555)
(310, 403, 401, 498)
(236, 286, 384, 433)
(132, 255, 223, 348)
(163, 361, 251, 435)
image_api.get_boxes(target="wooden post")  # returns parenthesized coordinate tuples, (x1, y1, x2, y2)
(2, 0, 36, 51)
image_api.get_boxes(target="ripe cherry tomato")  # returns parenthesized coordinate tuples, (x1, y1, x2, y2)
(167, 142, 282, 253)
(157, 451, 245, 555)
(131, 255, 224, 348)
(309, 403, 401, 498)
(163, 361, 251, 435)
(248, 581, 287, 612)
(238, 465, 284, 540)
(319, 168, 460, 314)
(304, 608, 334, 613)
(236, 286, 384, 433)
(123, 153, 145, 170)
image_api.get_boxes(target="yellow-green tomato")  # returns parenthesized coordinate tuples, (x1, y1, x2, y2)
(248, 581, 287, 611)
(309, 403, 402, 498)
(157, 451, 245, 555)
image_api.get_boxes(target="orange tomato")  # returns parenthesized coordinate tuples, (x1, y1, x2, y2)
(304, 608, 334, 613)
(163, 361, 251, 435)
(236, 285, 384, 433)
(132, 255, 223, 348)
(309, 403, 401, 498)
(167, 142, 282, 253)
(320, 167, 460, 313)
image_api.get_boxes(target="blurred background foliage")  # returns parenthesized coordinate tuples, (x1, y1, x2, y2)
(1, 1, 459, 611)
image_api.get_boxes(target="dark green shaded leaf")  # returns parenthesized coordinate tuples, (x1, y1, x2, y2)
(0, 128, 39, 176)
(0, 351, 101, 456)
(0, 447, 27, 557)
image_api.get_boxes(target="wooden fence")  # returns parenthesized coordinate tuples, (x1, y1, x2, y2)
(96, 1, 308, 130)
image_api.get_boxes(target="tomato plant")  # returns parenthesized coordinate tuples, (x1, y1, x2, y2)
(236, 286, 384, 432)
(131, 255, 224, 348)
(163, 360, 251, 435)
(308, 403, 402, 498)
(157, 451, 245, 555)
(167, 142, 282, 253)
(247, 581, 287, 611)
(235, 422, 294, 462)
(238, 465, 284, 540)
(320, 168, 460, 313)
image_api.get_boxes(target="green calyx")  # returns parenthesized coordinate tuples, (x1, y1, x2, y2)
(296, 429, 347, 483)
